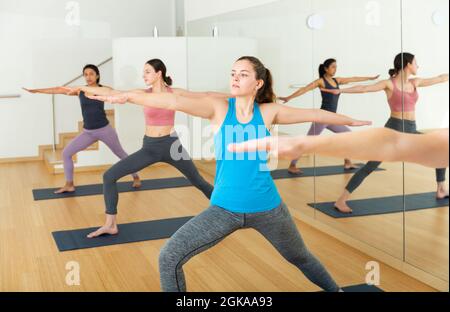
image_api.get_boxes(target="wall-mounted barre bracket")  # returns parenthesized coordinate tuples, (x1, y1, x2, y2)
(289, 84, 306, 89)
(0, 94, 21, 99)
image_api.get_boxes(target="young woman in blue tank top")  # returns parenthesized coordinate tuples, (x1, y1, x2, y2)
(89, 56, 371, 292)
(279, 59, 379, 174)
(24, 65, 140, 194)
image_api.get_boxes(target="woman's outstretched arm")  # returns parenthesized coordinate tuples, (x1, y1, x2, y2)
(67, 86, 147, 96)
(336, 75, 379, 85)
(278, 79, 321, 103)
(321, 80, 389, 95)
(172, 88, 232, 99)
(272, 103, 372, 127)
(90, 92, 371, 128)
(80, 86, 231, 98)
(22, 87, 79, 96)
(87, 91, 225, 120)
(229, 128, 449, 169)
(413, 74, 448, 88)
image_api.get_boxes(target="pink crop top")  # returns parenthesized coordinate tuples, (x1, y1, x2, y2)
(388, 78, 419, 112)
(144, 88, 176, 126)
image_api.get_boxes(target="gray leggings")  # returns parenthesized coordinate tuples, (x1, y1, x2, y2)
(103, 134, 213, 215)
(346, 117, 447, 193)
(159, 203, 340, 292)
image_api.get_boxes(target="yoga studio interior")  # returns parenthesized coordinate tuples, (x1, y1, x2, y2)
(0, 0, 448, 293)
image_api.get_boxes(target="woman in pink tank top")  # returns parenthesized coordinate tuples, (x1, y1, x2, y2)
(323, 52, 449, 213)
(68, 59, 229, 238)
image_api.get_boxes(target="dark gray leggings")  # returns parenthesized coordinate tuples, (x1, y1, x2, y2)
(346, 118, 447, 193)
(159, 203, 340, 292)
(103, 134, 213, 215)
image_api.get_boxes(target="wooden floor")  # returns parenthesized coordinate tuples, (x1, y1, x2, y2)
(0, 157, 445, 292)
(313, 157, 449, 282)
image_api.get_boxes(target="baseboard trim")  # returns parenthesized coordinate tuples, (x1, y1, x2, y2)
(0, 156, 42, 164)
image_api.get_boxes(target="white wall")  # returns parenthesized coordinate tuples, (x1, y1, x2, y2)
(184, 0, 279, 22)
(1, 0, 447, 160)
(112, 37, 257, 160)
(186, 0, 449, 135)
(311, 0, 448, 131)
(187, 38, 258, 159)
(307, 0, 402, 131)
(112, 38, 189, 155)
(0, 0, 176, 159)
(175, 0, 186, 36)
(186, 0, 400, 135)
(402, 0, 449, 129)
(186, 0, 316, 137)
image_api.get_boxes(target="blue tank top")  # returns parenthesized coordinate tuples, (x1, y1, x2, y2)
(79, 91, 109, 130)
(320, 78, 340, 113)
(210, 98, 282, 213)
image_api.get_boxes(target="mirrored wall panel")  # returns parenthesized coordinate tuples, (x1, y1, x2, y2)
(403, 0, 449, 282)
(186, 0, 317, 219)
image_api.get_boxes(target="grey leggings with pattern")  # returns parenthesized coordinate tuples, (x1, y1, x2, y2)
(159, 202, 340, 292)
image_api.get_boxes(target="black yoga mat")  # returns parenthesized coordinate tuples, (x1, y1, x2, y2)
(34, 164, 384, 200)
(270, 163, 384, 180)
(52, 216, 193, 252)
(339, 284, 384, 292)
(33, 177, 192, 201)
(309, 192, 449, 218)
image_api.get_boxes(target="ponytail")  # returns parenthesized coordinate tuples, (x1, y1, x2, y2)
(318, 64, 326, 78)
(257, 68, 275, 104)
(389, 68, 398, 77)
(164, 76, 173, 86)
(318, 58, 336, 78)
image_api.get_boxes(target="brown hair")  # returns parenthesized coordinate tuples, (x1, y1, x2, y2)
(389, 53, 415, 77)
(146, 59, 173, 86)
(83, 64, 101, 85)
(237, 56, 275, 104)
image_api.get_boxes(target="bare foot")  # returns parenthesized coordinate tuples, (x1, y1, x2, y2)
(437, 184, 449, 199)
(288, 164, 303, 175)
(334, 199, 353, 214)
(132, 176, 142, 189)
(344, 159, 359, 170)
(87, 225, 119, 238)
(54, 185, 76, 194)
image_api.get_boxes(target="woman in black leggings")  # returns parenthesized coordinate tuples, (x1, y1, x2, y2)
(69, 59, 229, 238)
(322, 53, 448, 213)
